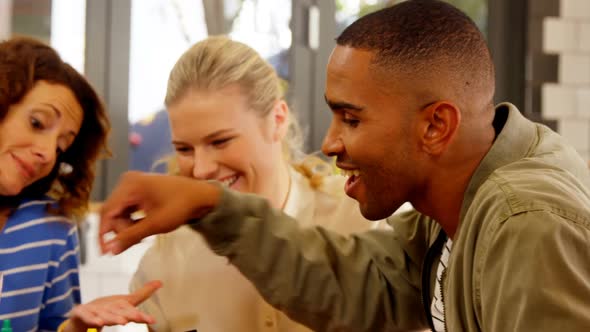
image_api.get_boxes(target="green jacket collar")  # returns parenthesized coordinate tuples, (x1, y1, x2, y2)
(459, 103, 537, 223)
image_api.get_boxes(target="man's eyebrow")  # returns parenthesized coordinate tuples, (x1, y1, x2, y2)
(324, 95, 364, 112)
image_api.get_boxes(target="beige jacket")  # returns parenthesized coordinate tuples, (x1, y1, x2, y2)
(191, 103, 590, 331)
(130, 168, 381, 332)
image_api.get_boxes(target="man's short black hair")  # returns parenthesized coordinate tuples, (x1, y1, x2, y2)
(336, 0, 494, 105)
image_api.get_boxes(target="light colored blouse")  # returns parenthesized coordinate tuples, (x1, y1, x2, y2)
(0, 198, 80, 332)
(130, 168, 380, 332)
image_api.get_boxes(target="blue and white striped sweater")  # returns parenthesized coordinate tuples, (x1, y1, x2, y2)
(0, 197, 81, 332)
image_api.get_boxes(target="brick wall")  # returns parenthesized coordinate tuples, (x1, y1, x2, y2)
(543, 0, 590, 160)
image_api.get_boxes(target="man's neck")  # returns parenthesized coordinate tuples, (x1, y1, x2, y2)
(415, 150, 493, 239)
(429, 181, 469, 239)
(413, 176, 467, 239)
(420, 110, 497, 238)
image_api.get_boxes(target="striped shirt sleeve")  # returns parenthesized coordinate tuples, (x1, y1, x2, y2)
(38, 225, 82, 331)
(0, 198, 82, 331)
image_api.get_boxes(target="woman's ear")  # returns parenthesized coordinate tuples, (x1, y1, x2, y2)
(418, 101, 461, 156)
(272, 100, 289, 142)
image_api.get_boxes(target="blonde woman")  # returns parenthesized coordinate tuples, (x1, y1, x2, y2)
(129, 36, 386, 332)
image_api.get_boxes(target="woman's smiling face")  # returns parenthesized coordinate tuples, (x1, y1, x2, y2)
(168, 84, 283, 199)
(0, 81, 83, 196)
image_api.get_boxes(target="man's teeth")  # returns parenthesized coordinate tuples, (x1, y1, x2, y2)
(341, 170, 360, 177)
(221, 175, 239, 187)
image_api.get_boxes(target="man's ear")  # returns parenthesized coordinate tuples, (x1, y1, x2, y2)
(418, 101, 461, 156)
(272, 100, 289, 142)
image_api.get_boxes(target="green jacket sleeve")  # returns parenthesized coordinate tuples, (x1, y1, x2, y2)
(479, 210, 590, 331)
(191, 188, 432, 332)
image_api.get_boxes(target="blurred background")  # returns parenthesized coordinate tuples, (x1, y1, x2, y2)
(2, 0, 588, 330)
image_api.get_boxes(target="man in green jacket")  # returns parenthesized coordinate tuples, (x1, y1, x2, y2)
(99, 0, 590, 331)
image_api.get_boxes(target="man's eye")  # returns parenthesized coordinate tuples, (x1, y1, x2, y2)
(342, 115, 359, 128)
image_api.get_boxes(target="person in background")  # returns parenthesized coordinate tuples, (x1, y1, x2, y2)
(128, 35, 388, 332)
(129, 109, 172, 173)
(98, 1, 590, 331)
(0, 37, 159, 332)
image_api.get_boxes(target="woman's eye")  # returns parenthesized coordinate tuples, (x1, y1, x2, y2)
(174, 146, 192, 154)
(30, 116, 45, 130)
(211, 137, 233, 147)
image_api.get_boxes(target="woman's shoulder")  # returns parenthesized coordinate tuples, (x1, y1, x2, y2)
(7, 196, 75, 236)
(288, 170, 371, 233)
(315, 173, 348, 196)
(139, 226, 211, 264)
(314, 176, 360, 214)
(288, 159, 355, 210)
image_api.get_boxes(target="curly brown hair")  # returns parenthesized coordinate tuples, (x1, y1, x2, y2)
(0, 37, 110, 219)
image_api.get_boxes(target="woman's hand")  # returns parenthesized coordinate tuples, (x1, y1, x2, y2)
(64, 280, 162, 331)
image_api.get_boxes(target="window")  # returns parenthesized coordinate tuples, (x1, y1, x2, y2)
(7, 0, 86, 73)
(335, 0, 488, 35)
(127, 0, 293, 172)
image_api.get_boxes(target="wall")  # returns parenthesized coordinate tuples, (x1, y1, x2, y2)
(543, 0, 590, 160)
(0, 0, 12, 40)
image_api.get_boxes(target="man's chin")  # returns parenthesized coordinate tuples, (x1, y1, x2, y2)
(359, 204, 391, 221)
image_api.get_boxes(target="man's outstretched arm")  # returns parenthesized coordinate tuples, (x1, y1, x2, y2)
(100, 171, 432, 331)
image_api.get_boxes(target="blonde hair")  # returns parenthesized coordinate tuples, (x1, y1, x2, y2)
(164, 35, 332, 187)
(165, 35, 303, 161)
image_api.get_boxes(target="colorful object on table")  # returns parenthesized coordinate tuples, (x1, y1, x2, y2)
(1, 320, 12, 332)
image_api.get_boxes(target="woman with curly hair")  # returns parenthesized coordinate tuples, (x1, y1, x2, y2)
(0, 37, 158, 332)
